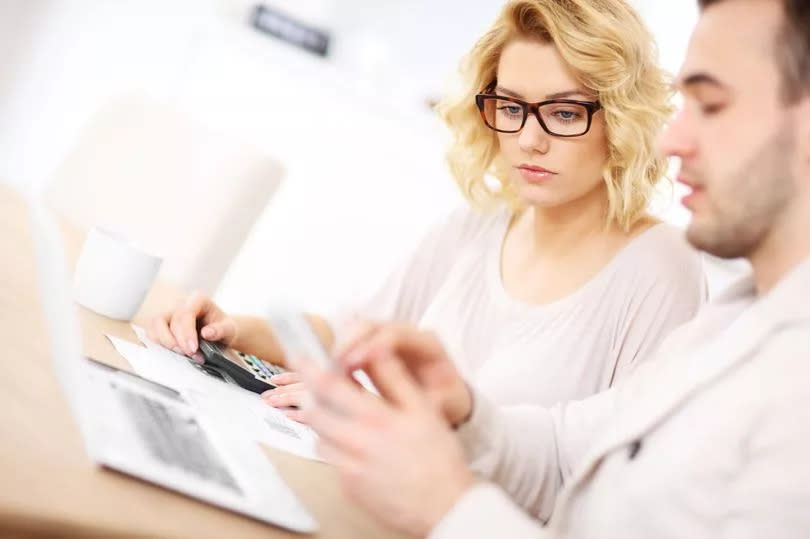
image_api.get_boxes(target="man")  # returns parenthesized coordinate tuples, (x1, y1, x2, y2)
(300, 0, 810, 537)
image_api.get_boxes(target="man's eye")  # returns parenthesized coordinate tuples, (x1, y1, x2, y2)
(699, 101, 725, 115)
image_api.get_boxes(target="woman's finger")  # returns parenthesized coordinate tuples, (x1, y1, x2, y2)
(261, 382, 305, 399)
(263, 390, 307, 409)
(270, 372, 302, 386)
(150, 311, 181, 352)
(282, 408, 309, 424)
(200, 319, 236, 343)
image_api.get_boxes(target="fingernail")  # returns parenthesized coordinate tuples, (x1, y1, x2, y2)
(172, 347, 183, 355)
(270, 374, 284, 382)
(187, 339, 197, 353)
(191, 352, 205, 364)
(201, 327, 214, 339)
(261, 390, 275, 398)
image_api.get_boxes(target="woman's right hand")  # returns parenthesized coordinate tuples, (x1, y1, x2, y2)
(147, 291, 238, 360)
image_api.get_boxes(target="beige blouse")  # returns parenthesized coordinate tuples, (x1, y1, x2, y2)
(331, 205, 707, 407)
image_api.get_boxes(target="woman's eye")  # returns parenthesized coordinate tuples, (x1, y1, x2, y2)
(553, 110, 581, 121)
(498, 105, 523, 116)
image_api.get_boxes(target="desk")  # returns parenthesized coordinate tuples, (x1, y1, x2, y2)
(0, 184, 401, 538)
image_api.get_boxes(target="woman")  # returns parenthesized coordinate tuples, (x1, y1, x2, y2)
(149, 0, 705, 421)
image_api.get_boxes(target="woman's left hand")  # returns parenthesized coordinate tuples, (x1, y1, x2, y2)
(261, 372, 309, 423)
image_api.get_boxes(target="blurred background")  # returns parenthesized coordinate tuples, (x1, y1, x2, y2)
(1, 0, 742, 316)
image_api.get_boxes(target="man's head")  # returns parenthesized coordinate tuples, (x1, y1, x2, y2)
(659, 0, 810, 261)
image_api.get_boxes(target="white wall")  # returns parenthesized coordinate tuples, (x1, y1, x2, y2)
(0, 0, 213, 188)
(0, 0, 467, 315)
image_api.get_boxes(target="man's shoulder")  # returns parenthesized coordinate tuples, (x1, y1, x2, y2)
(708, 322, 810, 415)
(753, 323, 810, 374)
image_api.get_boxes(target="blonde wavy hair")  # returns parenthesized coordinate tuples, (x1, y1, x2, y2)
(438, 0, 673, 230)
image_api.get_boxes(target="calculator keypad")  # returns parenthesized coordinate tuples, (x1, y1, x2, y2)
(237, 350, 285, 382)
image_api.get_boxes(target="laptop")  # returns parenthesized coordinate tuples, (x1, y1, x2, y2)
(25, 190, 317, 534)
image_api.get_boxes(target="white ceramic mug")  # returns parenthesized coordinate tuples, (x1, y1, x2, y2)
(74, 227, 162, 320)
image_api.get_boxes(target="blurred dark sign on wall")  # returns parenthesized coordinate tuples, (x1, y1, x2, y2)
(250, 4, 331, 57)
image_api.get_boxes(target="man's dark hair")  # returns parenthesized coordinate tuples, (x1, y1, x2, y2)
(698, 0, 810, 102)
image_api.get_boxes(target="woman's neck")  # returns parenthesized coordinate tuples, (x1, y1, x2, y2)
(524, 186, 615, 258)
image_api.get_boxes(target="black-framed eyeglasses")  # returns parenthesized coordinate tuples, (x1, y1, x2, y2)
(475, 93, 602, 137)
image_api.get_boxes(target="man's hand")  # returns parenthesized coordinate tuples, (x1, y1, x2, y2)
(302, 354, 476, 536)
(336, 323, 473, 427)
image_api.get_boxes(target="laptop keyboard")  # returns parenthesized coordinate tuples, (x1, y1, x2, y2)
(117, 387, 242, 495)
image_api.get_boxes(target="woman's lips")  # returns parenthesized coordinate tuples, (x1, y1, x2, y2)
(517, 165, 556, 183)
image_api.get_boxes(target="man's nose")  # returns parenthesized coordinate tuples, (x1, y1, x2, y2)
(656, 107, 696, 160)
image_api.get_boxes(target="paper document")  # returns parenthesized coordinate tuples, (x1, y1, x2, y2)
(105, 330, 321, 461)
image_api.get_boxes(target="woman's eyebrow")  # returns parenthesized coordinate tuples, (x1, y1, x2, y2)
(544, 89, 594, 100)
(494, 85, 524, 98)
(494, 85, 593, 100)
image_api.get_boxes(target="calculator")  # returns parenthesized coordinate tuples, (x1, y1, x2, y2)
(197, 339, 286, 394)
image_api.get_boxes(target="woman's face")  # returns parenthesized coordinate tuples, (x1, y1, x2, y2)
(493, 39, 609, 209)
